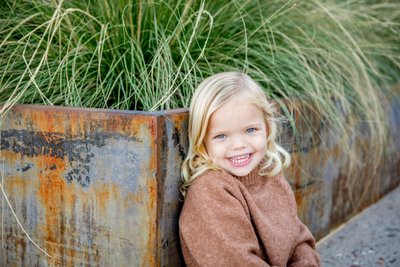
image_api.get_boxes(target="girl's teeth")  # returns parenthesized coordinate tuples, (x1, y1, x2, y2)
(230, 154, 250, 163)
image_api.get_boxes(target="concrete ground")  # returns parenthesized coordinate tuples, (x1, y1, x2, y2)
(317, 186, 400, 267)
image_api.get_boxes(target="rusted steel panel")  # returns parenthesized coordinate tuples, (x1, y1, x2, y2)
(284, 86, 400, 239)
(156, 109, 188, 267)
(0, 105, 158, 266)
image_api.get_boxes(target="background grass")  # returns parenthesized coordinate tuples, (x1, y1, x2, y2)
(0, 0, 399, 183)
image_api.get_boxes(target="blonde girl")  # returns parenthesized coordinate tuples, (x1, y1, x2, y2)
(179, 72, 320, 267)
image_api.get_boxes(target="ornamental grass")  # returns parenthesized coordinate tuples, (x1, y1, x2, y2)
(0, 0, 399, 192)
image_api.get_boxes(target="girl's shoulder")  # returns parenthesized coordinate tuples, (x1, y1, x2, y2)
(190, 169, 235, 187)
(185, 169, 241, 199)
(264, 171, 295, 194)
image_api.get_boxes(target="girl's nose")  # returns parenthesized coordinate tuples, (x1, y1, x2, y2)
(231, 136, 247, 150)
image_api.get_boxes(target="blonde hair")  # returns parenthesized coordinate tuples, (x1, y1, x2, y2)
(181, 72, 290, 195)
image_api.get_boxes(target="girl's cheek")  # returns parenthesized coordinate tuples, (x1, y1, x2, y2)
(211, 142, 223, 150)
(207, 140, 219, 152)
(255, 136, 267, 146)
(212, 142, 227, 154)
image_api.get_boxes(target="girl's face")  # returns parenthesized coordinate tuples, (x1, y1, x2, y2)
(204, 96, 267, 177)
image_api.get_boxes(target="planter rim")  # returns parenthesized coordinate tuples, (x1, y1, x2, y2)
(1, 103, 189, 116)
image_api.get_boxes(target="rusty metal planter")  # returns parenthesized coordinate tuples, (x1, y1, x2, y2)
(0, 106, 188, 266)
(1, 87, 400, 266)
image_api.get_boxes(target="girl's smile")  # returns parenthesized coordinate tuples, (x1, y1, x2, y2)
(228, 153, 252, 167)
(205, 96, 267, 177)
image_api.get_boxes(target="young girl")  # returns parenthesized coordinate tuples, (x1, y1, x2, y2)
(179, 72, 320, 267)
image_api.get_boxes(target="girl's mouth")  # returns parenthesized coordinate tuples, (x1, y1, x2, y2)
(228, 153, 252, 167)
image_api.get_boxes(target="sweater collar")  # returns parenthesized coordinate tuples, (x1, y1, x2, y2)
(232, 165, 263, 187)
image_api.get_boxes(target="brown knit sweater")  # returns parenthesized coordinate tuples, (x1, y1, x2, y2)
(179, 167, 321, 267)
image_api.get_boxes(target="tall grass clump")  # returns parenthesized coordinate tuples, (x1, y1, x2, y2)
(0, 0, 399, 205)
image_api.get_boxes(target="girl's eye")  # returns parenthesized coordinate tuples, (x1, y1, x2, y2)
(214, 134, 226, 140)
(246, 128, 256, 134)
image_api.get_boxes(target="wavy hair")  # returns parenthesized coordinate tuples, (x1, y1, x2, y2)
(181, 72, 290, 195)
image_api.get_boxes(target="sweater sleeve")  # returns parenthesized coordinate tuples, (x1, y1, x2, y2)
(287, 217, 321, 267)
(274, 173, 320, 267)
(179, 172, 272, 267)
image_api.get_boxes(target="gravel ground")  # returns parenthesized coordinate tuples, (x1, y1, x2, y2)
(317, 186, 400, 267)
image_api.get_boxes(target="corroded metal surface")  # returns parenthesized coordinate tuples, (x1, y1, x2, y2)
(1, 105, 158, 266)
(156, 109, 188, 267)
(284, 86, 400, 239)
(1, 87, 400, 265)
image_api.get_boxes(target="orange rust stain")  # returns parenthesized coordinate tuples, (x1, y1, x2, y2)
(66, 112, 156, 140)
(175, 114, 188, 128)
(148, 117, 158, 137)
(37, 155, 67, 258)
(142, 176, 157, 267)
(167, 112, 189, 137)
(148, 152, 157, 176)
(127, 115, 154, 133)
(286, 153, 304, 207)
(97, 113, 143, 135)
(66, 112, 85, 136)
(36, 154, 92, 265)
(1, 150, 36, 197)
(123, 192, 144, 206)
(94, 183, 119, 216)
(1, 150, 21, 164)
(34, 111, 57, 133)
(287, 152, 309, 217)
(3, 175, 32, 198)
